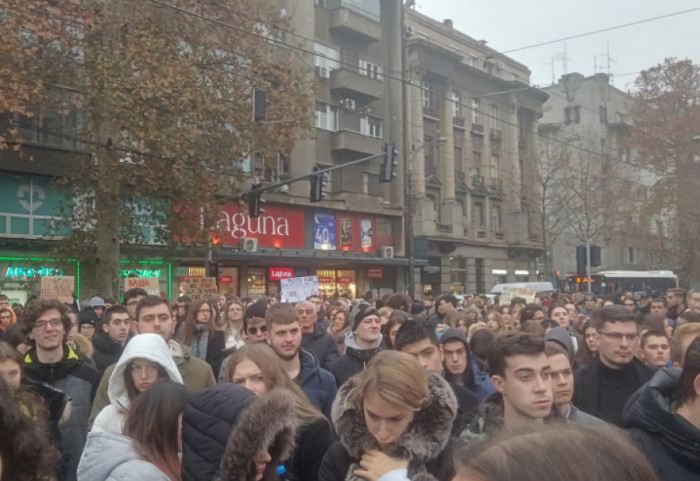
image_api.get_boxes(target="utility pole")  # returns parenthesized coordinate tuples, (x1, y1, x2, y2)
(401, 0, 413, 297)
(586, 238, 592, 293)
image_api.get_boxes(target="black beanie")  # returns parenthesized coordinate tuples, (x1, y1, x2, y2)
(351, 303, 379, 331)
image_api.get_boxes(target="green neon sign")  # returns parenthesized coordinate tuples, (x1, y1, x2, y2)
(120, 269, 162, 278)
(5, 266, 65, 277)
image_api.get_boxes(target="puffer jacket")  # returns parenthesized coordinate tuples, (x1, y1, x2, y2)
(623, 368, 700, 480)
(23, 345, 100, 481)
(326, 331, 382, 388)
(92, 334, 183, 434)
(319, 372, 457, 481)
(182, 384, 297, 481)
(77, 431, 171, 481)
(302, 323, 340, 370)
(296, 348, 337, 419)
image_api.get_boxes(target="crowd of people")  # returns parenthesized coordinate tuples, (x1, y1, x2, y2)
(0, 286, 699, 481)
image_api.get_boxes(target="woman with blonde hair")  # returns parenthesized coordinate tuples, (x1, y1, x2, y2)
(320, 350, 457, 481)
(485, 311, 507, 336)
(227, 344, 336, 481)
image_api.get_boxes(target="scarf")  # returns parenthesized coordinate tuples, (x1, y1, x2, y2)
(190, 324, 209, 360)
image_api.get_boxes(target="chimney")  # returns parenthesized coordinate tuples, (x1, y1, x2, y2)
(443, 19, 453, 28)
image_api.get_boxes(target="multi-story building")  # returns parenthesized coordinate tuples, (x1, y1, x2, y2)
(539, 72, 660, 285)
(404, 9, 548, 296)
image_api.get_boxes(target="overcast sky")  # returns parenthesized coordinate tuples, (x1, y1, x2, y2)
(415, 0, 700, 89)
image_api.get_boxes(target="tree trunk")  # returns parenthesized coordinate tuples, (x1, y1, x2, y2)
(93, 148, 121, 298)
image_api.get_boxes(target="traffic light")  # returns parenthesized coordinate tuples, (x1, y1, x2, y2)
(208, 262, 219, 280)
(379, 143, 398, 183)
(310, 166, 324, 202)
(590, 245, 601, 267)
(248, 185, 264, 218)
(576, 245, 586, 274)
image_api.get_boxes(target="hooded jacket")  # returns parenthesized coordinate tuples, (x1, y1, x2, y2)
(91, 331, 125, 374)
(89, 338, 216, 426)
(296, 348, 338, 419)
(326, 331, 383, 388)
(544, 327, 577, 363)
(77, 431, 171, 481)
(302, 322, 340, 370)
(92, 334, 183, 434)
(181, 384, 297, 481)
(440, 328, 476, 392)
(623, 368, 700, 480)
(23, 345, 100, 481)
(319, 372, 458, 481)
(0, 306, 17, 334)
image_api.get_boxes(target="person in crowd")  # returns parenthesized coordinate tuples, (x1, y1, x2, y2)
(178, 299, 226, 377)
(667, 288, 687, 323)
(0, 305, 17, 340)
(175, 295, 192, 331)
(650, 296, 668, 316)
(21, 299, 100, 481)
(573, 305, 654, 426)
(244, 300, 268, 341)
(575, 319, 599, 368)
(88, 296, 106, 321)
(327, 303, 383, 388)
(580, 292, 597, 318)
(441, 328, 477, 392)
(66, 307, 96, 368)
(519, 303, 545, 323)
(395, 320, 478, 435)
(91, 305, 130, 374)
(544, 341, 603, 424)
(670, 323, 700, 368)
(0, 379, 60, 481)
(298, 300, 339, 369)
(624, 334, 700, 480)
(468, 328, 497, 402)
(382, 310, 409, 350)
(0, 294, 10, 308)
(3, 322, 31, 354)
(485, 311, 507, 336)
(265, 303, 337, 419)
(676, 309, 700, 327)
(78, 309, 98, 342)
(308, 294, 328, 329)
(123, 288, 148, 327)
(688, 289, 700, 315)
(428, 293, 457, 328)
(226, 343, 336, 481)
(539, 319, 559, 334)
(327, 307, 350, 355)
(222, 299, 246, 349)
(639, 330, 671, 368)
(91, 333, 183, 433)
(319, 350, 458, 481)
(377, 307, 393, 326)
(453, 423, 660, 481)
(623, 297, 637, 311)
(544, 326, 578, 367)
(78, 381, 190, 481)
(494, 304, 514, 331)
(181, 383, 297, 481)
(461, 332, 560, 444)
(385, 293, 411, 313)
(90, 296, 216, 425)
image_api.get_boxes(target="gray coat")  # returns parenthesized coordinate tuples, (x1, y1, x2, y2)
(77, 431, 171, 481)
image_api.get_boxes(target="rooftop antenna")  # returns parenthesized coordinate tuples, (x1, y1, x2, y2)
(599, 42, 616, 84)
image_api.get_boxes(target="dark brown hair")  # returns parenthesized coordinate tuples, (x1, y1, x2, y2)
(135, 295, 172, 322)
(123, 381, 190, 481)
(103, 305, 129, 325)
(21, 298, 71, 340)
(677, 334, 700, 407)
(592, 305, 636, 331)
(487, 332, 545, 378)
(179, 300, 218, 345)
(265, 303, 299, 330)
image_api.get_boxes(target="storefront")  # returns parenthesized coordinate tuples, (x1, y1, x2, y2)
(0, 256, 79, 305)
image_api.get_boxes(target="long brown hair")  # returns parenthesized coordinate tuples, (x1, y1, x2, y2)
(223, 299, 245, 341)
(123, 380, 190, 481)
(0, 342, 48, 421)
(179, 300, 218, 345)
(225, 343, 325, 427)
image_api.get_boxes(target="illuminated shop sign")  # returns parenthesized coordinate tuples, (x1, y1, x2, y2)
(5, 267, 64, 278)
(119, 269, 162, 278)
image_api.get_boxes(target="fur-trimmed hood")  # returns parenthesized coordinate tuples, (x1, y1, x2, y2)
(331, 372, 457, 481)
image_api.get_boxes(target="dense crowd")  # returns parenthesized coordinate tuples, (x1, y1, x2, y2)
(0, 286, 699, 481)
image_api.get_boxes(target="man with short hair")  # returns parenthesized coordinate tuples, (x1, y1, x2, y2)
(581, 292, 596, 317)
(89, 295, 216, 424)
(88, 295, 106, 320)
(624, 335, 700, 480)
(297, 299, 339, 369)
(123, 287, 148, 324)
(460, 332, 557, 443)
(327, 303, 383, 387)
(265, 303, 337, 418)
(650, 297, 669, 315)
(667, 288, 687, 322)
(307, 294, 328, 329)
(670, 323, 700, 368)
(688, 289, 700, 316)
(22, 299, 100, 481)
(573, 305, 654, 425)
(623, 297, 637, 311)
(639, 330, 671, 368)
(0, 294, 10, 308)
(427, 293, 457, 328)
(91, 305, 130, 373)
(544, 341, 604, 424)
(395, 320, 478, 435)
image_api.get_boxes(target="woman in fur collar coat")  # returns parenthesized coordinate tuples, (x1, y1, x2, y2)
(320, 350, 458, 481)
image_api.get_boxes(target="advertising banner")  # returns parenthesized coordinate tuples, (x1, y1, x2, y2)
(314, 212, 336, 250)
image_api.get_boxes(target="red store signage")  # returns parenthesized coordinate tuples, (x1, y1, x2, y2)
(219, 203, 305, 249)
(269, 267, 294, 281)
(367, 268, 383, 279)
(337, 277, 353, 284)
(317, 277, 333, 283)
(219, 275, 233, 284)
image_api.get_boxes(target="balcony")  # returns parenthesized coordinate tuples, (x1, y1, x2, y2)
(491, 178, 503, 191)
(489, 129, 502, 142)
(453, 116, 466, 129)
(329, 7, 381, 43)
(331, 129, 383, 156)
(471, 123, 485, 136)
(331, 68, 383, 100)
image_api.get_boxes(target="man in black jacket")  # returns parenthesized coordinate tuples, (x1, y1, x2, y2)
(91, 305, 130, 374)
(624, 334, 700, 480)
(573, 305, 654, 425)
(298, 300, 339, 369)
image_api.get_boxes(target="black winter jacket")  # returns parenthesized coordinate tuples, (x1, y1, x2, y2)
(320, 372, 458, 481)
(285, 417, 337, 481)
(326, 331, 382, 388)
(302, 323, 340, 369)
(623, 368, 700, 481)
(91, 331, 124, 374)
(296, 349, 338, 419)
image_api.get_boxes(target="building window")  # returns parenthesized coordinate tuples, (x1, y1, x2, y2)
(360, 115, 383, 138)
(491, 204, 502, 232)
(359, 59, 382, 80)
(564, 105, 581, 125)
(315, 102, 339, 131)
(426, 193, 440, 222)
(454, 146, 463, 174)
(313, 43, 340, 74)
(16, 88, 86, 150)
(473, 150, 482, 168)
(491, 153, 500, 179)
(361, 173, 369, 195)
(490, 104, 500, 130)
(423, 80, 438, 116)
(599, 105, 607, 123)
(626, 247, 635, 264)
(473, 202, 485, 231)
(475, 258, 485, 293)
(471, 98, 480, 124)
(451, 90, 462, 118)
(450, 257, 467, 293)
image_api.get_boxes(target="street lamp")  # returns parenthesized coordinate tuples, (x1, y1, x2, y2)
(405, 137, 447, 297)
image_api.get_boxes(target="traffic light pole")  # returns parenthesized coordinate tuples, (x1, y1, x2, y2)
(586, 239, 592, 293)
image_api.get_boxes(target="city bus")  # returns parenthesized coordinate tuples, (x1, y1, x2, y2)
(565, 270, 678, 296)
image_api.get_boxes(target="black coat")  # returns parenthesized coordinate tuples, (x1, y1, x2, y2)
(296, 349, 338, 419)
(285, 418, 337, 481)
(91, 331, 124, 374)
(302, 323, 340, 370)
(623, 369, 700, 481)
(326, 335, 382, 388)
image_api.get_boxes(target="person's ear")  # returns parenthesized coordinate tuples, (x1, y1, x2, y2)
(694, 373, 700, 397)
(102, 323, 110, 333)
(491, 375, 506, 394)
(439, 344, 445, 362)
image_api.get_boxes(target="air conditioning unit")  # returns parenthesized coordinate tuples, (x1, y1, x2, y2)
(344, 98, 356, 110)
(316, 66, 329, 79)
(380, 246, 394, 259)
(241, 238, 258, 253)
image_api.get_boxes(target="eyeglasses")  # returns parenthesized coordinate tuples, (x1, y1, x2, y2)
(33, 318, 63, 330)
(599, 332, 639, 342)
(247, 326, 267, 335)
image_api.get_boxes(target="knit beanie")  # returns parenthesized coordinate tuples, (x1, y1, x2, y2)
(350, 303, 379, 331)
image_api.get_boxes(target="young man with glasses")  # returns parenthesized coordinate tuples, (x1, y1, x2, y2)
(21, 298, 100, 481)
(573, 305, 654, 425)
(123, 287, 148, 325)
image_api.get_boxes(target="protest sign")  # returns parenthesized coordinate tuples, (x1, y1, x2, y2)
(185, 277, 218, 300)
(124, 277, 161, 296)
(499, 286, 537, 305)
(40, 276, 75, 303)
(280, 276, 320, 303)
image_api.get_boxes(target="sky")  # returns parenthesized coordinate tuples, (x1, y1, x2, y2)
(415, 0, 700, 89)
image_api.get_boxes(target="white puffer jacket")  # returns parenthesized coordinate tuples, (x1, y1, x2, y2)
(92, 333, 182, 433)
